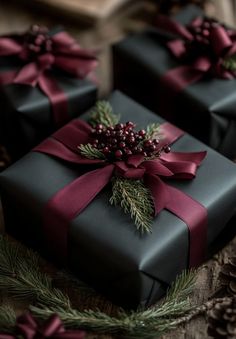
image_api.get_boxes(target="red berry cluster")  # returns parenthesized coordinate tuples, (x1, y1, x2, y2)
(189, 18, 232, 46)
(90, 122, 170, 161)
(25, 25, 53, 57)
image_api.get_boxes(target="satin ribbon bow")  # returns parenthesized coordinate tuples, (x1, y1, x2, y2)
(0, 313, 85, 339)
(155, 15, 236, 92)
(34, 119, 207, 268)
(0, 26, 98, 126)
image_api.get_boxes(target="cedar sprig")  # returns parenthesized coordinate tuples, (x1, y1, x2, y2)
(90, 101, 120, 128)
(110, 177, 154, 234)
(223, 55, 236, 71)
(0, 236, 197, 338)
(78, 144, 105, 160)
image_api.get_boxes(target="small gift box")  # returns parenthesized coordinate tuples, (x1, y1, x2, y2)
(113, 5, 236, 160)
(0, 25, 98, 160)
(1, 91, 236, 309)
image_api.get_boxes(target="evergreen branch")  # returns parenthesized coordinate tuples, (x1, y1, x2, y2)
(110, 177, 154, 234)
(145, 123, 161, 140)
(0, 305, 16, 332)
(0, 236, 198, 338)
(223, 54, 236, 71)
(78, 144, 105, 160)
(165, 269, 197, 302)
(90, 101, 120, 128)
(0, 236, 70, 309)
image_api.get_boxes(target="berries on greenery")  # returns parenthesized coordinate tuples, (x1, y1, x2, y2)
(88, 121, 169, 161)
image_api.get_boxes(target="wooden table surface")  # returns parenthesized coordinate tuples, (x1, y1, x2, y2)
(0, 1, 235, 338)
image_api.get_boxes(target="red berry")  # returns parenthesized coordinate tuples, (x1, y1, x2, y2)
(126, 121, 134, 128)
(164, 146, 171, 153)
(153, 139, 159, 144)
(149, 144, 156, 151)
(115, 150, 123, 158)
(144, 140, 152, 147)
(115, 123, 124, 130)
(138, 129, 146, 137)
(128, 136, 135, 144)
(119, 142, 126, 148)
(111, 138, 118, 145)
(125, 148, 132, 155)
(96, 124, 104, 130)
(103, 147, 110, 154)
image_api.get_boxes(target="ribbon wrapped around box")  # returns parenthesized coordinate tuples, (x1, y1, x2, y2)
(1, 91, 236, 309)
(113, 5, 236, 160)
(0, 25, 98, 160)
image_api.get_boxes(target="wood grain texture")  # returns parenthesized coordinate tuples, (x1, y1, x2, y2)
(0, 2, 235, 338)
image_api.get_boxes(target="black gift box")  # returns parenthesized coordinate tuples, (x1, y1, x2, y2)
(113, 5, 236, 160)
(1, 91, 236, 309)
(0, 29, 97, 161)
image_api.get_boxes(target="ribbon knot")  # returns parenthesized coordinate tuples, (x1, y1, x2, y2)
(156, 15, 236, 81)
(0, 27, 98, 126)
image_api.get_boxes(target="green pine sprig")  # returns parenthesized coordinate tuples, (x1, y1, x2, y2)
(145, 123, 161, 140)
(223, 54, 236, 71)
(110, 177, 154, 233)
(90, 101, 120, 128)
(78, 144, 105, 160)
(0, 305, 16, 333)
(0, 236, 198, 338)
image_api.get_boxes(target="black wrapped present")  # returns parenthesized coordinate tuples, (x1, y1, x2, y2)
(113, 5, 236, 160)
(1, 91, 236, 309)
(0, 25, 98, 160)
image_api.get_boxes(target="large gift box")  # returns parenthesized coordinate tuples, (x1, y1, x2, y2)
(0, 26, 98, 160)
(113, 5, 236, 160)
(1, 91, 236, 309)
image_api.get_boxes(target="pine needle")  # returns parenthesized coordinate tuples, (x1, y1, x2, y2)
(145, 123, 161, 140)
(110, 177, 154, 233)
(223, 54, 236, 71)
(78, 144, 105, 160)
(89, 101, 120, 128)
(0, 305, 16, 332)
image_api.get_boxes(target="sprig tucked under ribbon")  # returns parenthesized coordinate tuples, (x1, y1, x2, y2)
(78, 101, 170, 233)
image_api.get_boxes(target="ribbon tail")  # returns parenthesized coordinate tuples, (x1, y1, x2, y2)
(38, 73, 69, 127)
(144, 174, 171, 214)
(43, 164, 114, 262)
(165, 184, 207, 267)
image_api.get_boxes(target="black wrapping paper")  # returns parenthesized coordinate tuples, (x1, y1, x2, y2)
(113, 5, 236, 160)
(0, 32, 97, 160)
(1, 91, 236, 309)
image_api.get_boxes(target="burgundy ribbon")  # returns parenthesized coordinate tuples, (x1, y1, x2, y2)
(34, 119, 207, 268)
(0, 30, 98, 126)
(155, 15, 236, 94)
(0, 313, 85, 339)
